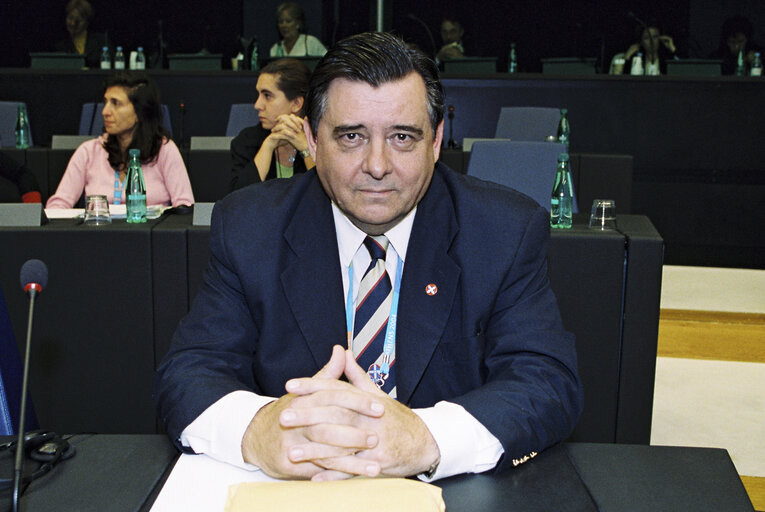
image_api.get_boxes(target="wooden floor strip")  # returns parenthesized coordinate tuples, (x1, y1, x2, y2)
(741, 476, 765, 512)
(658, 309, 765, 363)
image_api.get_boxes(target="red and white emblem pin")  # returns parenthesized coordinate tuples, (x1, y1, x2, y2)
(425, 284, 438, 296)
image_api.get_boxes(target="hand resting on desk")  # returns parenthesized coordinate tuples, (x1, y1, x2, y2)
(241, 345, 440, 481)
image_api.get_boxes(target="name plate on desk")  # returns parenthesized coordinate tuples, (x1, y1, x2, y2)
(0, 203, 48, 226)
(192, 202, 215, 226)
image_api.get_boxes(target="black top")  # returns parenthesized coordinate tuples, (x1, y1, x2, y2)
(708, 41, 763, 75)
(54, 32, 109, 69)
(229, 124, 309, 191)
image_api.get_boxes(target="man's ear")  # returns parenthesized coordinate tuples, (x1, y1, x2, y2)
(304, 117, 317, 160)
(432, 119, 444, 161)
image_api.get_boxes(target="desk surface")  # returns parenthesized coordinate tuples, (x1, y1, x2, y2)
(0, 436, 754, 511)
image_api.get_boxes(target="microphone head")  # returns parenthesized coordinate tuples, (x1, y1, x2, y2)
(20, 259, 48, 293)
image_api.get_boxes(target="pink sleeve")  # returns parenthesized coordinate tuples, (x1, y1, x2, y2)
(45, 142, 91, 209)
(159, 140, 195, 206)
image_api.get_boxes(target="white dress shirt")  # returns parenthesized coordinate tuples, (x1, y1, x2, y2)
(181, 203, 504, 480)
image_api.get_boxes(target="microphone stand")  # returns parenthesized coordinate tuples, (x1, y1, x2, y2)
(12, 286, 39, 512)
(447, 105, 457, 149)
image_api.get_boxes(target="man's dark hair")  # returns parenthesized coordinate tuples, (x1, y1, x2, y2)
(305, 31, 444, 135)
(721, 15, 753, 41)
(102, 72, 169, 169)
(260, 58, 311, 116)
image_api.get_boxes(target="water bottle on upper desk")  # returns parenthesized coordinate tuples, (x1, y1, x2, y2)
(15, 104, 31, 149)
(750, 52, 762, 76)
(250, 39, 259, 71)
(100, 46, 111, 69)
(551, 153, 573, 229)
(126, 149, 147, 223)
(557, 108, 570, 150)
(508, 43, 518, 73)
(135, 47, 146, 70)
(630, 52, 643, 75)
(735, 48, 746, 76)
(114, 46, 125, 69)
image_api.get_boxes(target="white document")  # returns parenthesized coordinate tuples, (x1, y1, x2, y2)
(150, 453, 278, 512)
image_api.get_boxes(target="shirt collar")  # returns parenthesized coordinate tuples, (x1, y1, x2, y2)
(332, 203, 416, 267)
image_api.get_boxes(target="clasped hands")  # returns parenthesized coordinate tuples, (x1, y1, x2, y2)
(265, 113, 309, 154)
(241, 345, 440, 481)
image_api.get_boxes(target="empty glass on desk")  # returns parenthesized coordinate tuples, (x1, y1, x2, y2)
(84, 195, 111, 225)
(589, 199, 616, 230)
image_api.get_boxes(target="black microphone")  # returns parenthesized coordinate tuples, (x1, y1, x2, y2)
(406, 13, 437, 59)
(447, 105, 457, 149)
(179, 101, 186, 150)
(12, 259, 48, 512)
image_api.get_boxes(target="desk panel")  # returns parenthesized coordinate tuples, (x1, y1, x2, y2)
(0, 220, 158, 434)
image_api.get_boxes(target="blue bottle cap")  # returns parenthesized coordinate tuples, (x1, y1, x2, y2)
(129, 149, 141, 157)
(558, 153, 569, 162)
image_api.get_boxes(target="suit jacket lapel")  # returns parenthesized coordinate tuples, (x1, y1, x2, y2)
(282, 175, 346, 368)
(396, 169, 460, 404)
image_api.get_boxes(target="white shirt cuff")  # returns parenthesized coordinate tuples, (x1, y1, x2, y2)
(413, 401, 504, 481)
(180, 390, 275, 470)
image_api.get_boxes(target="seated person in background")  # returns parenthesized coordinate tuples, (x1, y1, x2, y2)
(230, 58, 313, 189)
(708, 16, 762, 75)
(0, 151, 41, 203)
(270, 2, 327, 58)
(155, 31, 582, 482)
(54, 0, 108, 69)
(46, 72, 193, 209)
(436, 16, 466, 63)
(617, 21, 677, 75)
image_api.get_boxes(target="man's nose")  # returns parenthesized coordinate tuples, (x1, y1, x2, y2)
(362, 139, 391, 179)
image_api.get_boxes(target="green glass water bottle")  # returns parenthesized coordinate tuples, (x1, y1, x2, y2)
(551, 153, 573, 229)
(126, 149, 147, 223)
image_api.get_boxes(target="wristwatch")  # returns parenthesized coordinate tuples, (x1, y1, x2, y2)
(299, 149, 311, 159)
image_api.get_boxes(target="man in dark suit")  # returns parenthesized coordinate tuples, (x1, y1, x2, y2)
(154, 32, 582, 482)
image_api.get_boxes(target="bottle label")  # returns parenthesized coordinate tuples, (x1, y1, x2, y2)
(128, 194, 146, 201)
(751, 68, 763, 77)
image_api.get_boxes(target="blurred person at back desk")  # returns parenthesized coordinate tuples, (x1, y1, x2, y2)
(155, 31, 582, 483)
(54, 0, 108, 69)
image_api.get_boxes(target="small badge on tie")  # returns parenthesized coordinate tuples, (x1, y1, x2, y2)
(425, 283, 438, 296)
(367, 364, 386, 389)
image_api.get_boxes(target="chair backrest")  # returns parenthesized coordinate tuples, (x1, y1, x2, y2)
(466, 140, 578, 213)
(0, 101, 33, 148)
(226, 104, 259, 137)
(0, 285, 38, 435)
(78, 103, 173, 136)
(494, 107, 561, 141)
(189, 136, 234, 150)
(51, 134, 94, 150)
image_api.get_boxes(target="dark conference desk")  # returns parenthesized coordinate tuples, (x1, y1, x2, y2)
(0, 214, 662, 446)
(0, 435, 754, 511)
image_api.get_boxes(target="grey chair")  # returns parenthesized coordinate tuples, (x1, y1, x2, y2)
(494, 107, 561, 142)
(225, 104, 259, 137)
(78, 103, 173, 136)
(0, 102, 33, 148)
(467, 140, 578, 213)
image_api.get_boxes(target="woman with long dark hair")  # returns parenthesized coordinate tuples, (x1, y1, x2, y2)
(230, 58, 313, 189)
(47, 72, 193, 208)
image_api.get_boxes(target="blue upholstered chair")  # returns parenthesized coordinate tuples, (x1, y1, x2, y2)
(78, 103, 173, 136)
(0, 102, 34, 149)
(494, 107, 561, 142)
(225, 104, 259, 137)
(0, 285, 38, 435)
(467, 140, 578, 213)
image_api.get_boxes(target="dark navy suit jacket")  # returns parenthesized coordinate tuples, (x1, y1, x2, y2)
(154, 163, 583, 472)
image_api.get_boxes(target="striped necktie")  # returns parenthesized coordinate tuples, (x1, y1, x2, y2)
(352, 235, 396, 396)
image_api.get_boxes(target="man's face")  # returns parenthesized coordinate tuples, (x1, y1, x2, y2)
(727, 32, 747, 55)
(441, 20, 464, 45)
(306, 73, 443, 235)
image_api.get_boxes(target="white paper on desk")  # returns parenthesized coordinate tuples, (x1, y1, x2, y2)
(44, 208, 84, 219)
(150, 453, 278, 512)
